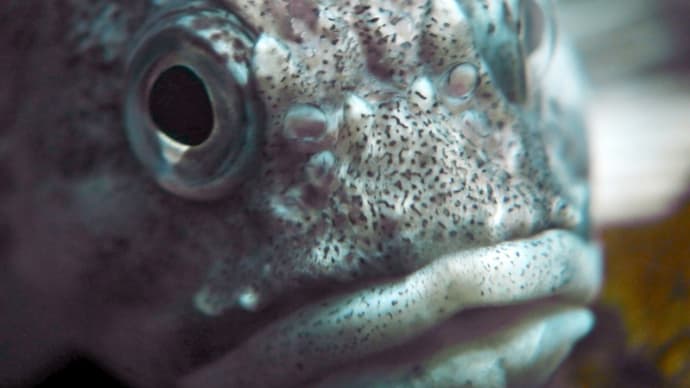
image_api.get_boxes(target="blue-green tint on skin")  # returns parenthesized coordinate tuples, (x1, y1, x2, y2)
(313, 306, 595, 387)
(1, 1, 597, 387)
(182, 230, 601, 388)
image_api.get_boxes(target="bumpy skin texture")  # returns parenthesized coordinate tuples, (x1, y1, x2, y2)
(158, 0, 590, 313)
(1, 1, 598, 387)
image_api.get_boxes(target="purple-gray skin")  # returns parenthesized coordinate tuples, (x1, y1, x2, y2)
(0, 0, 601, 387)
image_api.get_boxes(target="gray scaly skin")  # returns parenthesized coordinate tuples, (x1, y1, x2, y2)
(0, 0, 600, 387)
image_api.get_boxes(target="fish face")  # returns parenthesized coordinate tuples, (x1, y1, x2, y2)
(1, 0, 600, 387)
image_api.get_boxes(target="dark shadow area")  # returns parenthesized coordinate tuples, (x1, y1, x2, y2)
(33, 357, 130, 388)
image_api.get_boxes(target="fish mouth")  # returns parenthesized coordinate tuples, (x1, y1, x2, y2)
(180, 229, 602, 388)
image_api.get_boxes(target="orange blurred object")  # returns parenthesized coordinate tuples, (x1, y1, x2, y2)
(552, 198, 690, 387)
(601, 198, 690, 385)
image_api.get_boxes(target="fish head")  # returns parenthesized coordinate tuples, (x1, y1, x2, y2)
(121, 0, 590, 312)
(1, 1, 600, 387)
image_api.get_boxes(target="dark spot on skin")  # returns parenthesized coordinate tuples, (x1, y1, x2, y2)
(366, 50, 394, 81)
(301, 185, 329, 209)
(36, 357, 129, 387)
(354, 5, 371, 15)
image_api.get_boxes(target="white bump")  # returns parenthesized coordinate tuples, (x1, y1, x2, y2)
(445, 63, 479, 99)
(306, 150, 336, 186)
(253, 34, 291, 79)
(270, 188, 306, 222)
(344, 94, 374, 124)
(409, 77, 436, 111)
(237, 287, 260, 311)
(193, 286, 225, 316)
(282, 104, 338, 153)
(284, 104, 328, 140)
(460, 110, 493, 138)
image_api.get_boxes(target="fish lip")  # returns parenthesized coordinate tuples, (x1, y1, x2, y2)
(181, 229, 602, 388)
(311, 298, 593, 387)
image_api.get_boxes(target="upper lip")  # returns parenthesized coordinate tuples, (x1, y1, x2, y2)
(181, 228, 602, 388)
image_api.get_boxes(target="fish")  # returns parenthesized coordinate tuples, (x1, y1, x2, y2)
(0, 0, 612, 387)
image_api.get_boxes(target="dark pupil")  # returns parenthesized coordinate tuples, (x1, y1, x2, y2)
(148, 65, 214, 146)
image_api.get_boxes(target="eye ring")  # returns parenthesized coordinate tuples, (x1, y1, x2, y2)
(124, 6, 260, 200)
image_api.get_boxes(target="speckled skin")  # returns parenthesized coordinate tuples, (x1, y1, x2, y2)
(1, 1, 599, 387)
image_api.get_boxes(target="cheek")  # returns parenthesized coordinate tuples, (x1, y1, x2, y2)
(64, 175, 216, 304)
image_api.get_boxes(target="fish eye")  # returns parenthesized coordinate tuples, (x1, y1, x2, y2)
(123, 6, 259, 200)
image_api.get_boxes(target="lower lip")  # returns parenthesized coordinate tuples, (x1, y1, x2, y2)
(314, 301, 595, 387)
(181, 229, 602, 387)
